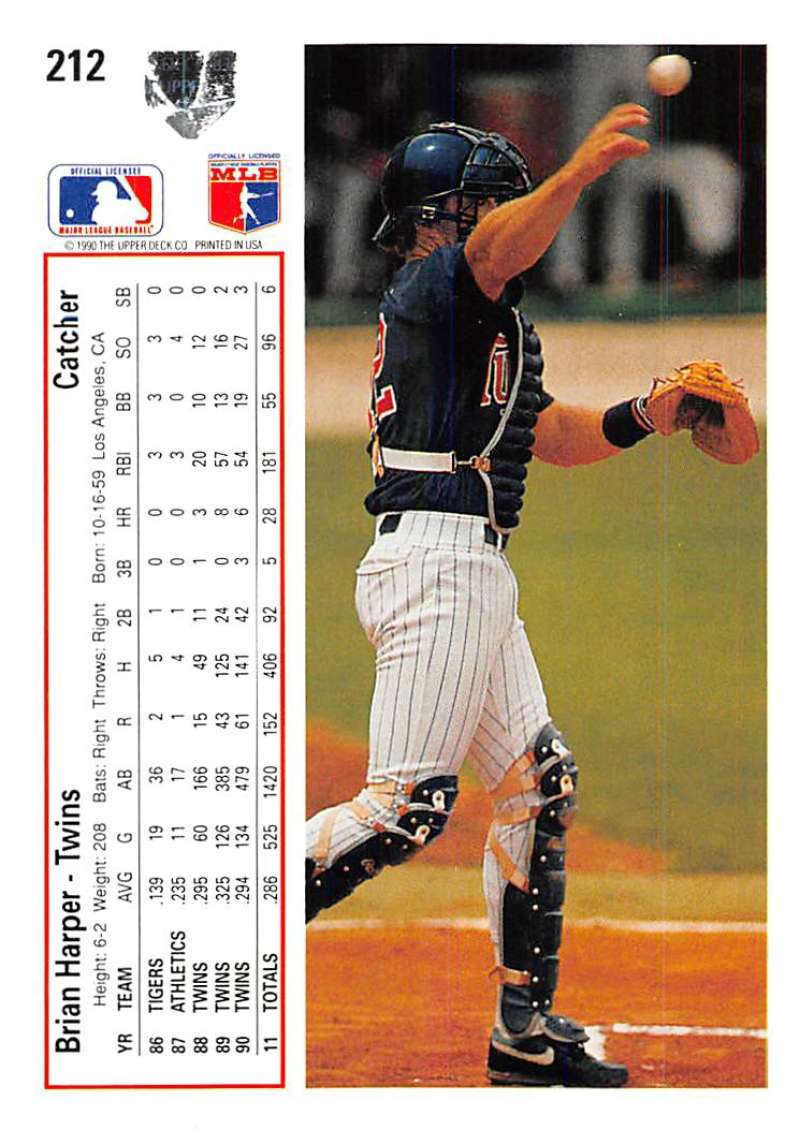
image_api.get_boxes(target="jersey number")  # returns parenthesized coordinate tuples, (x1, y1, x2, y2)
(481, 332, 510, 407)
(368, 313, 397, 427)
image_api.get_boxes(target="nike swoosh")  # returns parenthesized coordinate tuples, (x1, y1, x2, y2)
(492, 1039, 555, 1066)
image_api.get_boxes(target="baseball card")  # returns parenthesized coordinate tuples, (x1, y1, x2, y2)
(9, 11, 304, 1105)
(3, 5, 789, 1128)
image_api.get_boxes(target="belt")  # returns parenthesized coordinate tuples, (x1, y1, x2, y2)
(378, 512, 509, 550)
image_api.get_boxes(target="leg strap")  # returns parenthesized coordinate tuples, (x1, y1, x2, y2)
(486, 816, 538, 892)
(310, 800, 372, 870)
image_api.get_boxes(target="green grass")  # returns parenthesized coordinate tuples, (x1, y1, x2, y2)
(307, 435, 766, 873)
(315, 865, 767, 924)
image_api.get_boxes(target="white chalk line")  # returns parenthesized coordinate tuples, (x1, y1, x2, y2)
(310, 915, 765, 935)
(584, 1026, 607, 1061)
(609, 1022, 766, 1040)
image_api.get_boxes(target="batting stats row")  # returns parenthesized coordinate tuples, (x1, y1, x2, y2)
(45, 254, 285, 1087)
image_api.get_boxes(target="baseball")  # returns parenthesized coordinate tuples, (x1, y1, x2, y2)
(646, 53, 692, 97)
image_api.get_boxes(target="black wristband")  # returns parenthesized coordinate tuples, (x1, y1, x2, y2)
(602, 397, 656, 449)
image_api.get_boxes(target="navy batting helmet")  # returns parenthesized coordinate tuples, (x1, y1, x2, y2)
(373, 122, 534, 249)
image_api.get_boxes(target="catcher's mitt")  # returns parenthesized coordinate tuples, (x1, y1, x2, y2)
(643, 360, 760, 465)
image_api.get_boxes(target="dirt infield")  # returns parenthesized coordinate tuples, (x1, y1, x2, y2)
(306, 317, 766, 436)
(306, 922, 766, 1088)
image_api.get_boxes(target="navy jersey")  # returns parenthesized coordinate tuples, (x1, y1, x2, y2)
(365, 243, 549, 528)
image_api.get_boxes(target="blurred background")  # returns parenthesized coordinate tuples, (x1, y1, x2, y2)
(306, 44, 765, 320)
(305, 43, 765, 911)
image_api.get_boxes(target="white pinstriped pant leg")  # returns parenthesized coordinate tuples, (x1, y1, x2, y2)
(465, 619, 551, 958)
(307, 512, 551, 929)
(358, 547, 513, 783)
(309, 514, 504, 861)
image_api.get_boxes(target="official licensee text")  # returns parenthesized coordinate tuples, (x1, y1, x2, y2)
(44, 253, 285, 1087)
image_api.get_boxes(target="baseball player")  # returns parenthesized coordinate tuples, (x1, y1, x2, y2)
(305, 105, 758, 1087)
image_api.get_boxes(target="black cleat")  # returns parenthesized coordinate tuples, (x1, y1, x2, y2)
(487, 1018, 628, 1088)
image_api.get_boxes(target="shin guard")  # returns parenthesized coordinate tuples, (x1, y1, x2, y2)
(306, 775, 458, 922)
(488, 722, 578, 1037)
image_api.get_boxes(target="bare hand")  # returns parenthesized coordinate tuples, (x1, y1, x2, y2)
(567, 103, 651, 188)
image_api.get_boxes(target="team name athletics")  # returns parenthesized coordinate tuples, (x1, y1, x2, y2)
(51, 289, 80, 388)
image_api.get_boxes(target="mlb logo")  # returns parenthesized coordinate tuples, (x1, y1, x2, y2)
(48, 165, 164, 236)
(208, 159, 280, 233)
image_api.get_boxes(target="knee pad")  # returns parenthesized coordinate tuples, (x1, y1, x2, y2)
(487, 722, 578, 1026)
(534, 721, 578, 836)
(306, 775, 458, 922)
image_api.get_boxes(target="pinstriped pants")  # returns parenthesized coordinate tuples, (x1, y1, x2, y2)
(306, 511, 551, 952)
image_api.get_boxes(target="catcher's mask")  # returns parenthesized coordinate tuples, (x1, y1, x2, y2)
(372, 122, 534, 250)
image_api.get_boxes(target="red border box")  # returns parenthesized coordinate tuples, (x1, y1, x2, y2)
(44, 252, 286, 1089)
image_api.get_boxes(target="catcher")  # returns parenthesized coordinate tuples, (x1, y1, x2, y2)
(305, 104, 759, 1087)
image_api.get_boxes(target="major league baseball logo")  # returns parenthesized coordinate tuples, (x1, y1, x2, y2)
(48, 165, 164, 236)
(208, 158, 281, 233)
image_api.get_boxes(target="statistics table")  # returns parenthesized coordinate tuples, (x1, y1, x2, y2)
(44, 253, 285, 1087)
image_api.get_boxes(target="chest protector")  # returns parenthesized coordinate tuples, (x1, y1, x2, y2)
(377, 310, 551, 533)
